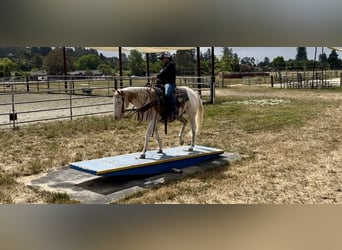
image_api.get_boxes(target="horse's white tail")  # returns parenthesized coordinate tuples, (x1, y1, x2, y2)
(195, 94, 203, 134)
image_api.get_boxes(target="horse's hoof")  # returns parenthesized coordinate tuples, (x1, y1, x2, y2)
(157, 149, 163, 154)
(188, 147, 193, 152)
(140, 154, 146, 159)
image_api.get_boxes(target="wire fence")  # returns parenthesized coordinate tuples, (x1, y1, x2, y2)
(271, 71, 342, 89)
(0, 75, 213, 130)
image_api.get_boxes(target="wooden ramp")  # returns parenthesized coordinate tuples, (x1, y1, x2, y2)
(70, 145, 224, 176)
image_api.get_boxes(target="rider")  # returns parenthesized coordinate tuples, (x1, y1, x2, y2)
(152, 52, 177, 121)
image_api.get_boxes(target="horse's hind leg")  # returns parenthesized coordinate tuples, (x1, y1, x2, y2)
(177, 116, 188, 145)
(188, 116, 197, 151)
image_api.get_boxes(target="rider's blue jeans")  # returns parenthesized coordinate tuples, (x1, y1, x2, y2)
(164, 83, 176, 116)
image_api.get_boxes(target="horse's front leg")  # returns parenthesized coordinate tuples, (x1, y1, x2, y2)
(140, 120, 156, 159)
(153, 123, 163, 154)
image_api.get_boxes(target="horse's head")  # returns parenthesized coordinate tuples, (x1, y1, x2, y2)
(113, 89, 128, 121)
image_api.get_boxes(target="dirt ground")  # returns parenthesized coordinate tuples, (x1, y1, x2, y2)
(3, 86, 342, 203)
(0, 93, 112, 128)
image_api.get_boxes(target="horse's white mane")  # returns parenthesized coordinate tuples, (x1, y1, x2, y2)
(123, 86, 148, 91)
(121, 86, 147, 96)
(122, 86, 150, 93)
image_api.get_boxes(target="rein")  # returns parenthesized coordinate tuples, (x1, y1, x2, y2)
(120, 94, 138, 118)
(138, 99, 160, 113)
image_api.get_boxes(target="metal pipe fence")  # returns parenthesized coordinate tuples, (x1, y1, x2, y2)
(0, 75, 213, 130)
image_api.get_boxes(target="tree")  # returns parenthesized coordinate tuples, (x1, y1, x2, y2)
(119, 53, 129, 71)
(175, 49, 196, 75)
(232, 53, 240, 72)
(150, 52, 165, 74)
(128, 49, 145, 76)
(0, 57, 16, 77)
(219, 47, 240, 73)
(97, 63, 114, 75)
(44, 48, 71, 75)
(72, 47, 97, 59)
(295, 47, 308, 70)
(220, 47, 234, 72)
(40, 47, 52, 56)
(149, 53, 158, 64)
(327, 49, 340, 69)
(285, 59, 297, 71)
(296, 47, 308, 61)
(272, 56, 285, 72)
(319, 52, 328, 64)
(29, 54, 43, 70)
(263, 57, 270, 65)
(258, 57, 271, 71)
(75, 54, 101, 70)
(240, 57, 256, 72)
(319, 52, 329, 69)
(15, 47, 33, 72)
(199, 49, 211, 75)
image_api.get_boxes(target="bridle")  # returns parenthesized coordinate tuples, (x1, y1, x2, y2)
(114, 87, 164, 135)
(115, 87, 159, 119)
(116, 90, 125, 114)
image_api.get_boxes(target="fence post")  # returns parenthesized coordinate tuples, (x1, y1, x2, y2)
(196, 47, 202, 96)
(114, 78, 118, 90)
(210, 76, 215, 104)
(26, 75, 30, 92)
(10, 84, 17, 130)
(47, 79, 50, 93)
(107, 78, 110, 96)
(63, 47, 68, 93)
(72, 77, 75, 94)
(69, 82, 73, 121)
(120, 76, 123, 89)
(271, 75, 274, 87)
(340, 73, 342, 88)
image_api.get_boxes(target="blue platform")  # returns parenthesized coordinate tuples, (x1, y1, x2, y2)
(70, 145, 224, 176)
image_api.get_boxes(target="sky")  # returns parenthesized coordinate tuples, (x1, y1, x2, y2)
(215, 47, 319, 63)
(97, 47, 339, 63)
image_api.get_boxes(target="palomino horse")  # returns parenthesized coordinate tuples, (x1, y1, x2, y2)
(113, 86, 203, 159)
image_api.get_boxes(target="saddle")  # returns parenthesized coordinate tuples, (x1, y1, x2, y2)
(153, 85, 189, 122)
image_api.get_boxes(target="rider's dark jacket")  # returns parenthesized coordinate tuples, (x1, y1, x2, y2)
(156, 62, 176, 84)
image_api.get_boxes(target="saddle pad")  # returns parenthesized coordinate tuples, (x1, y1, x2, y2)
(175, 88, 189, 103)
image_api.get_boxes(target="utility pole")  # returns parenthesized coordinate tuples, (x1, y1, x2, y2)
(196, 47, 201, 96)
(119, 47, 123, 88)
(210, 47, 215, 104)
(63, 47, 68, 92)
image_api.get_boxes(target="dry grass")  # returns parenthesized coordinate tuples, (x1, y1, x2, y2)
(121, 86, 342, 204)
(1, 85, 342, 203)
